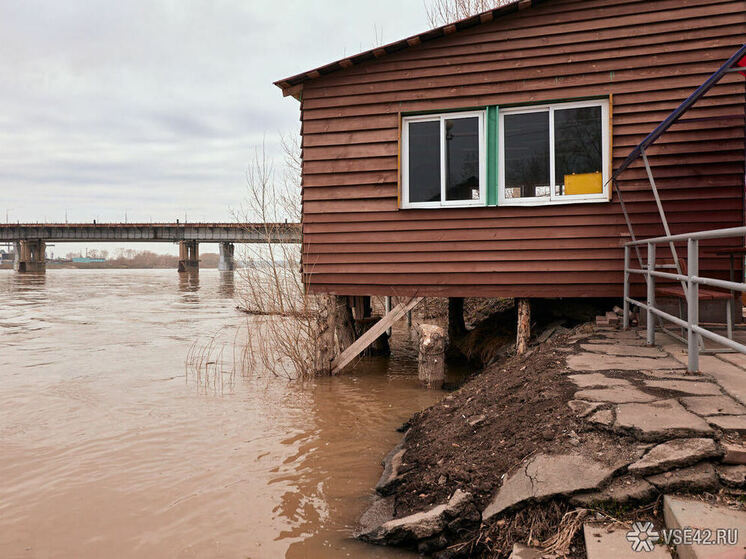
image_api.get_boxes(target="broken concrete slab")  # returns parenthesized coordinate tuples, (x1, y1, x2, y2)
(509, 543, 544, 559)
(597, 330, 645, 341)
(575, 386, 658, 404)
(588, 409, 615, 427)
(580, 343, 666, 358)
(679, 395, 746, 416)
(570, 475, 656, 506)
(716, 464, 746, 488)
(646, 462, 719, 492)
(663, 495, 746, 559)
(716, 352, 746, 370)
(581, 340, 650, 351)
(706, 415, 746, 435)
(568, 373, 632, 388)
(482, 454, 619, 521)
(584, 523, 672, 559)
(639, 369, 696, 380)
(567, 353, 685, 372)
(568, 332, 593, 342)
(376, 439, 406, 495)
(614, 400, 713, 442)
(694, 355, 746, 407)
(658, 341, 689, 367)
(643, 379, 722, 396)
(568, 399, 605, 418)
(356, 496, 395, 537)
(722, 442, 746, 465)
(627, 438, 721, 475)
(358, 489, 472, 545)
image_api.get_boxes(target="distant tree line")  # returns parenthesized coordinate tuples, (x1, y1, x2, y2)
(54, 249, 219, 269)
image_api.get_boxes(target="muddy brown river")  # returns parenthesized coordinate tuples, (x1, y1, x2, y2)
(0, 269, 445, 558)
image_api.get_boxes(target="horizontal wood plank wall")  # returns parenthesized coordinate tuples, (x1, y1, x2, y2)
(298, 0, 746, 298)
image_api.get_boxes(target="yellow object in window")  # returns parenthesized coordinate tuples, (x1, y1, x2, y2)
(564, 172, 603, 195)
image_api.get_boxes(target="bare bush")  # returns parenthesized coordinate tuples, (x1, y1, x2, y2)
(234, 133, 333, 380)
(425, 0, 516, 28)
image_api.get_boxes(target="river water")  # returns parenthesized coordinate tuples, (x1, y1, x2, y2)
(0, 269, 445, 559)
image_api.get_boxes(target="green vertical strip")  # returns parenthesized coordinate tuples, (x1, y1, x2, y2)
(486, 105, 499, 206)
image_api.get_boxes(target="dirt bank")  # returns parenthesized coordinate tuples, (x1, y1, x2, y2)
(380, 326, 644, 558)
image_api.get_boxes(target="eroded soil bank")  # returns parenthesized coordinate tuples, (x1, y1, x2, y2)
(357, 316, 746, 558)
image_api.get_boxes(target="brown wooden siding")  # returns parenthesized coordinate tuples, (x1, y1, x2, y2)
(297, 0, 746, 298)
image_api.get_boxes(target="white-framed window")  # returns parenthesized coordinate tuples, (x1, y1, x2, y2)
(498, 99, 610, 206)
(401, 111, 486, 209)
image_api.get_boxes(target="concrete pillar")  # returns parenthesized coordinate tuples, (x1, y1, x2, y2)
(178, 241, 199, 272)
(218, 242, 235, 271)
(14, 240, 46, 273)
(417, 324, 446, 389)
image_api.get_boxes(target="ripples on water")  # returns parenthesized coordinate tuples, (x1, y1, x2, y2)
(0, 269, 446, 558)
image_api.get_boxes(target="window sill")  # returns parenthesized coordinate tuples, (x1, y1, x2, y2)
(498, 195, 610, 207)
(400, 201, 485, 209)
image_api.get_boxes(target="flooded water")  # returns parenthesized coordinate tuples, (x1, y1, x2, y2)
(0, 269, 445, 559)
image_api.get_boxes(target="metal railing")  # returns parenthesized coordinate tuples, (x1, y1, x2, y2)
(623, 226, 746, 373)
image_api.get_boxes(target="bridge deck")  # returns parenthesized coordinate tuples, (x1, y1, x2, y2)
(0, 223, 301, 243)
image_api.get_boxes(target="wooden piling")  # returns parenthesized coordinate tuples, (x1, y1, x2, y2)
(516, 298, 531, 355)
(448, 297, 466, 340)
(313, 296, 337, 375)
(334, 295, 356, 353)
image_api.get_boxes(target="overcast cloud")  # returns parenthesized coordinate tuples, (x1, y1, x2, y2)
(0, 0, 427, 249)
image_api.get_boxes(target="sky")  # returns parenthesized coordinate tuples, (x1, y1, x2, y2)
(0, 1, 428, 255)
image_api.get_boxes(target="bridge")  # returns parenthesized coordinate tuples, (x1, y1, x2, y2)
(0, 222, 301, 273)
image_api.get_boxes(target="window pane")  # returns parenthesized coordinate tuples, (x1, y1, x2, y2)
(504, 111, 550, 199)
(408, 120, 441, 203)
(445, 117, 480, 201)
(554, 106, 603, 195)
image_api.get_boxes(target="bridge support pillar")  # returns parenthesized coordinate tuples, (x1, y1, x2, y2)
(14, 240, 46, 273)
(218, 242, 235, 271)
(178, 241, 199, 272)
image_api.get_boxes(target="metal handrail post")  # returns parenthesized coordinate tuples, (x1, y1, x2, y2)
(623, 245, 630, 329)
(687, 238, 700, 372)
(641, 150, 686, 290)
(646, 242, 656, 346)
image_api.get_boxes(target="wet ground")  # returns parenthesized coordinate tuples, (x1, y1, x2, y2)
(0, 269, 447, 559)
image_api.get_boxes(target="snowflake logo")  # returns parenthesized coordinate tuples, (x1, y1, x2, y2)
(626, 521, 660, 552)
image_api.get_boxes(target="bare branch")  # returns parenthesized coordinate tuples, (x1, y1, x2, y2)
(235, 130, 333, 379)
(424, 0, 516, 28)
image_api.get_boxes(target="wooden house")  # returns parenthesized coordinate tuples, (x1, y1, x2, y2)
(275, 0, 746, 303)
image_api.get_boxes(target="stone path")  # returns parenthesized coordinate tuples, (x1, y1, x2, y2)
(486, 324, 746, 550)
(657, 333, 746, 406)
(566, 328, 746, 439)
